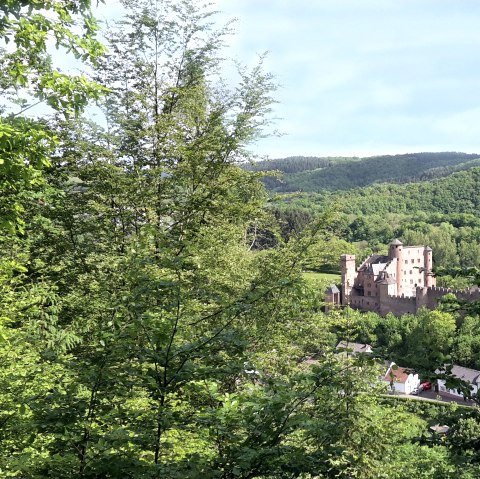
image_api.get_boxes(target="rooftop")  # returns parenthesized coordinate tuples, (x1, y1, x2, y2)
(384, 364, 412, 384)
(326, 284, 340, 294)
(336, 341, 373, 354)
(377, 276, 396, 285)
(359, 254, 389, 275)
(450, 365, 480, 384)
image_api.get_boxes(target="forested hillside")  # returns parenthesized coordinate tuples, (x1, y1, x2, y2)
(284, 167, 480, 216)
(270, 167, 480, 277)
(245, 155, 360, 174)
(2, 2, 480, 478)
(254, 152, 479, 191)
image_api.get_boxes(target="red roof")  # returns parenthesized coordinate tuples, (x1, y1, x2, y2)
(384, 366, 410, 383)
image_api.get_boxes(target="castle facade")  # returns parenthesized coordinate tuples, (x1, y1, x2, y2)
(338, 239, 480, 316)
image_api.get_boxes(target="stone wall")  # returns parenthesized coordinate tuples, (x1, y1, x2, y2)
(350, 294, 380, 312)
(343, 286, 480, 316)
(418, 286, 480, 310)
(379, 294, 416, 316)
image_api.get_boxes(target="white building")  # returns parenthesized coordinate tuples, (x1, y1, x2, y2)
(383, 362, 420, 395)
(437, 365, 480, 399)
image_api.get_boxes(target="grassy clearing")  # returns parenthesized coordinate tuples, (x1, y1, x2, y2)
(303, 271, 341, 288)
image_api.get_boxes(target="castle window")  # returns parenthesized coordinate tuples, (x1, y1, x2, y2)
(405, 260, 408, 264)
(409, 270, 412, 274)
(411, 259, 415, 264)
(410, 279, 414, 284)
(367, 291, 371, 296)
(417, 258, 421, 263)
(419, 278, 422, 283)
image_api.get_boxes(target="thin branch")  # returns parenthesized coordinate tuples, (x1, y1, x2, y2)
(11, 100, 43, 117)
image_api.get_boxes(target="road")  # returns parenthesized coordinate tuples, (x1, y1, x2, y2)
(390, 389, 476, 407)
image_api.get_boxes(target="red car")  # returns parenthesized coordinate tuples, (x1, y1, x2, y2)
(420, 381, 432, 391)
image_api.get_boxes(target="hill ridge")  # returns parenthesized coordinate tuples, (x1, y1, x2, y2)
(249, 152, 480, 192)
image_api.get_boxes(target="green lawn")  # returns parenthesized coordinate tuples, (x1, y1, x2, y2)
(303, 271, 341, 288)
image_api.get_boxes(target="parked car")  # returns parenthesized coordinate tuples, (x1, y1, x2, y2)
(420, 381, 432, 391)
(411, 388, 419, 395)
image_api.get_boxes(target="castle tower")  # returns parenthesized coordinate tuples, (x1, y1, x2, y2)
(341, 254, 356, 305)
(423, 246, 434, 287)
(416, 286, 428, 311)
(378, 274, 397, 315)
(389, 239, 404, 295)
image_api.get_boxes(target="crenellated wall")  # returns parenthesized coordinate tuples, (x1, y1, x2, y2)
(379, 294, 416, 316)
(416, 286, 480, 311)
(374, 286, 480, 316)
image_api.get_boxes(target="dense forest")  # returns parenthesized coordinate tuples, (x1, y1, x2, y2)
(268, 167, 480, 280)
(1, 1, 480, 478)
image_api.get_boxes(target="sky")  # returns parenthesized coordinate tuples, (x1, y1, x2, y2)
(92, 0, 480, 159)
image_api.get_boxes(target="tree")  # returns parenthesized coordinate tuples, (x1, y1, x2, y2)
(0, 0, 105, 232)
(446, 416, 480, 478)
(451, 315, 480, 370)
(402, 223, 459, 269)
(0, 1, 312, 476)
(305, 236, 358, 272)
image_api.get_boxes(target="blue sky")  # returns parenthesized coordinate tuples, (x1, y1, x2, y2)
(93, 0, 480, 159)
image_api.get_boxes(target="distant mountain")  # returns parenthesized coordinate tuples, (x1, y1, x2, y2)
(248, 152, 480, 192)
(245, 155, 360, 174)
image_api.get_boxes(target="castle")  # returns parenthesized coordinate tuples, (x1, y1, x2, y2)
(329, 239, 480, 316)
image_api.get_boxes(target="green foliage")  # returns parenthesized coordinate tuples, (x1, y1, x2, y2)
(443, 415, 480, 477)
(2, 2, 479, 477)
(452, 316, 480, 370)
(0, 1, 336, 476)
(0, 117, 57, 232)
(402, 309, 456, 370)
(332, 307, 460, 372)
(0, 0, 106, 233)
(304, 236, 358, 273)
(303, 271, 341, 290)
(271, 167, 480, 272)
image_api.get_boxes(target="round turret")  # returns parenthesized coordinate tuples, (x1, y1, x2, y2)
(341, 254, 356, 305)
(389, 239, 404, 294)
(389, 239, 403, 259)
(424, 246, 434, 287)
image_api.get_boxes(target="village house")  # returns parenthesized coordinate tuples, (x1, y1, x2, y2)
(437, 364, 480, 400)
(383, 362, 420, 395)
(335, 341, 373, 355)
